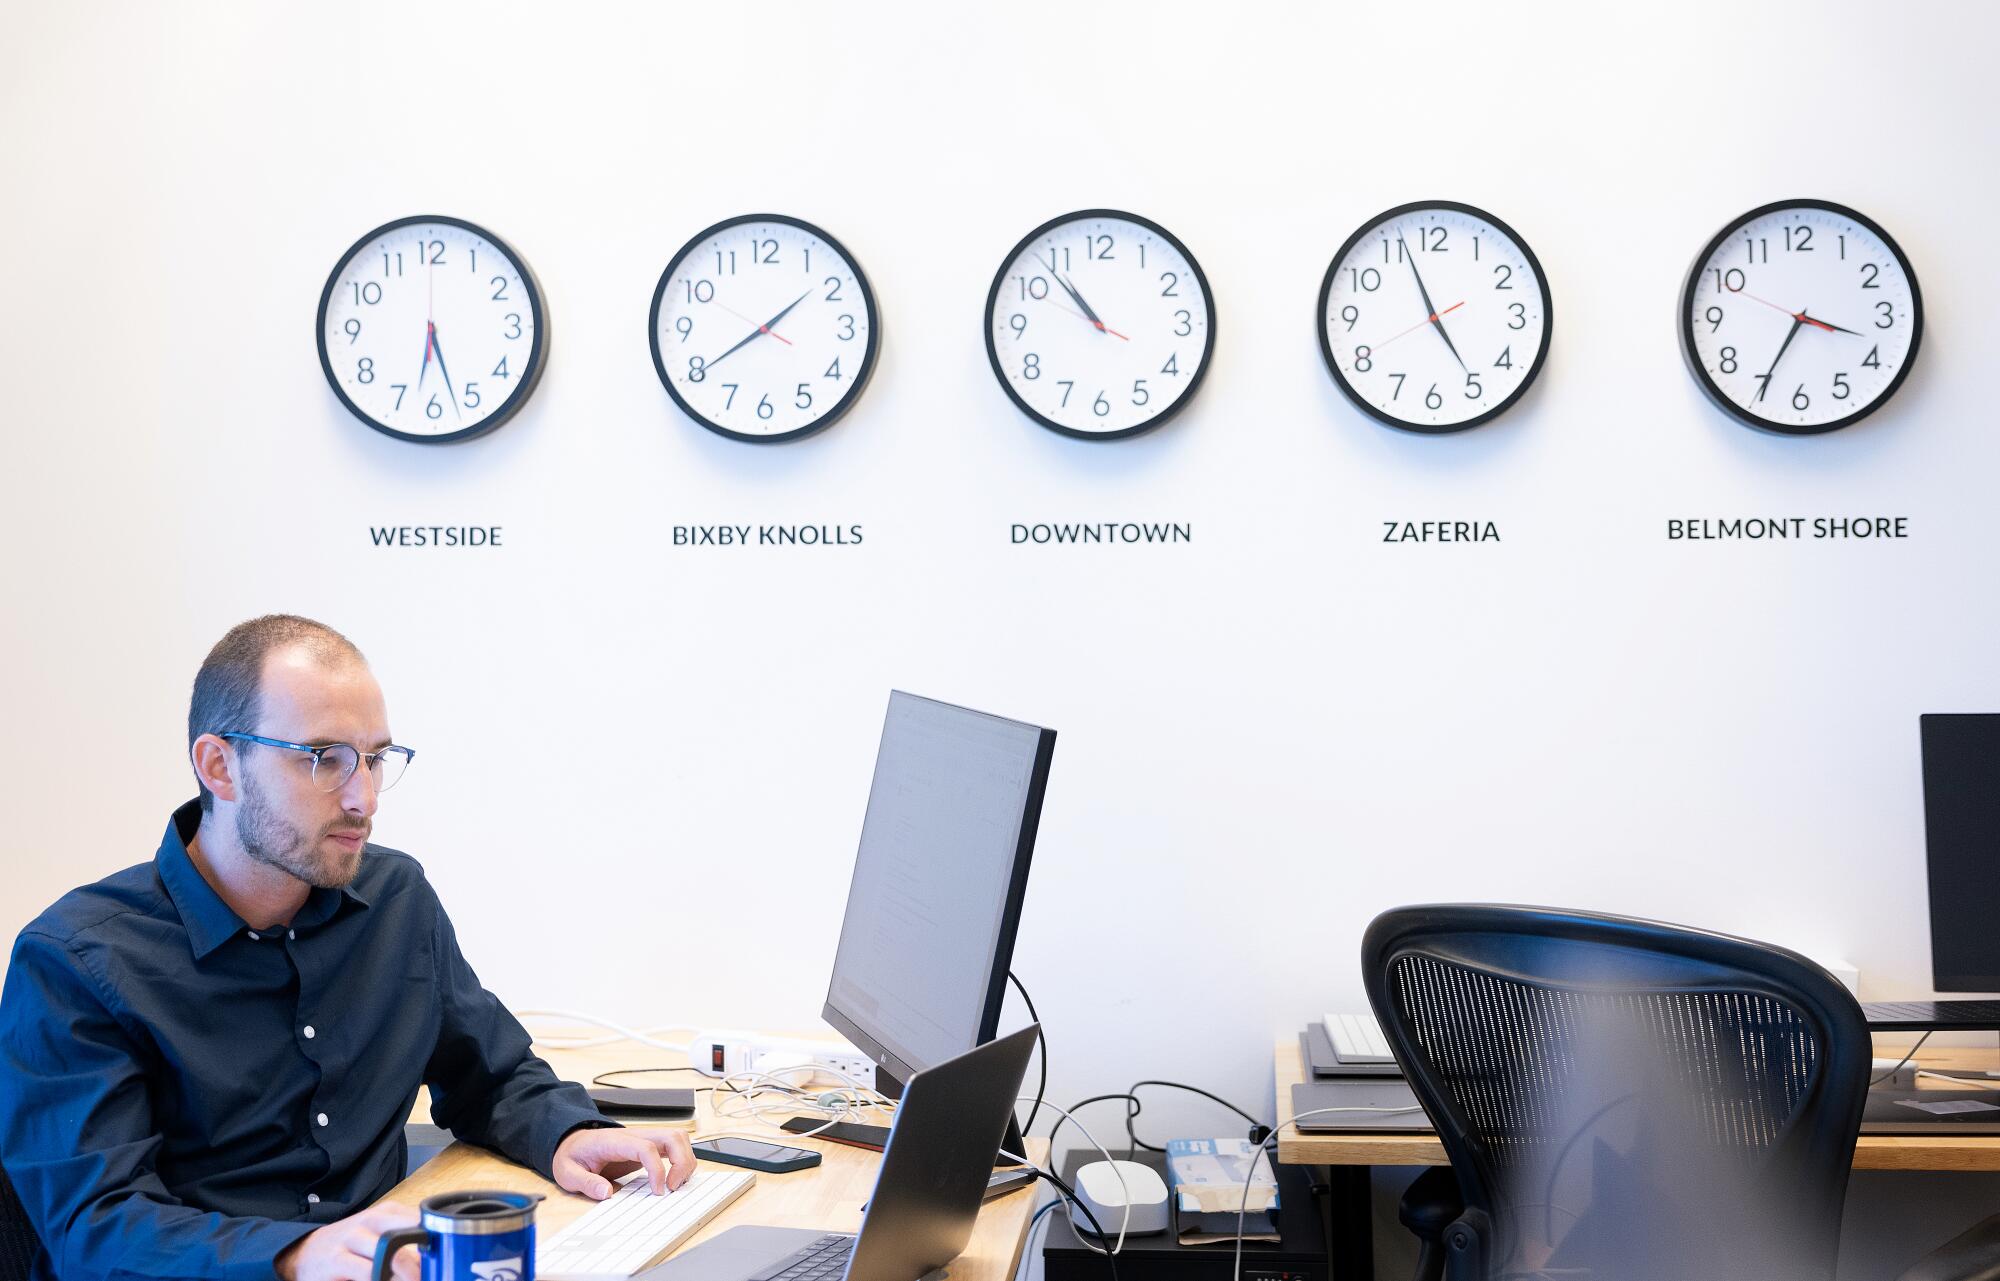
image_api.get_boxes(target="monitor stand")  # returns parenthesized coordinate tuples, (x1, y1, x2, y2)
(870, 1064, 1031, 1170)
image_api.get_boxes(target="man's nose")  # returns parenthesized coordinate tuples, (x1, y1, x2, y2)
(339, 759, 379, 816)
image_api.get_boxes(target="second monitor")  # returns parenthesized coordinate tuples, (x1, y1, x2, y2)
(821, 691, 1056, 1156)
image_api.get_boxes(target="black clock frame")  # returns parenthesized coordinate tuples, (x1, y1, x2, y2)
(1677, 197, 1923, 436)
(1316, 200, 1554, 435)
(983, 208, 1218, 441)
(315, 214, 548, 445)
(648, 213, 881, 445)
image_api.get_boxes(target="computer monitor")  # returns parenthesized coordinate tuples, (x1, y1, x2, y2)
(822, 691, 1055, 1134)
(1921, 713, 2000, 991)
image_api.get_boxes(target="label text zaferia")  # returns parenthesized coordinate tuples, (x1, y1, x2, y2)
(1383, 521, 1500, 543)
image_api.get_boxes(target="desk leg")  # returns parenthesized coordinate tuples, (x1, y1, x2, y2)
(1324, 1164, 1374, 1281)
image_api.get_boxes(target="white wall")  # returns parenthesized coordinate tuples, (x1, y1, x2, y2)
(5, 0, 2000, 1259)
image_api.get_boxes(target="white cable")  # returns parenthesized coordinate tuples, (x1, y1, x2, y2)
(1003, 1095, 1132, 1256)
(512, 1009, 692, 1053)
(1231, 1106, 1426, 1281)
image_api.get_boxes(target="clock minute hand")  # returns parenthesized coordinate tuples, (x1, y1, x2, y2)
(1754, 315, 1805, 403)
(1398, 232, 1467, 373)
(707, 290, 812, 372)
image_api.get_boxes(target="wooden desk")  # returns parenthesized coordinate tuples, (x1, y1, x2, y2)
(1273, 1038, 2000, 1172)
(389, 1032, 1047, 1281)
(1276, 1036, 2000, 1281)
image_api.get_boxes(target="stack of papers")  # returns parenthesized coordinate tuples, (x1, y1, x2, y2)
(1163, 1138, 1280, 1244)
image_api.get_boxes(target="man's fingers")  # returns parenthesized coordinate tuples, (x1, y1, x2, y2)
(659, 1133, 696, 1189)
(393, 1242, 422, 1281)
(636, 1139, 667, 1195)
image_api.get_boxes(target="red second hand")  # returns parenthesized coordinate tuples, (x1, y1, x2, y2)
(1370, 300, 1465, 353)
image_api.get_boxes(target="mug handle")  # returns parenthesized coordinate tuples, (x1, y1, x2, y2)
(372, 1226, 430, 1281)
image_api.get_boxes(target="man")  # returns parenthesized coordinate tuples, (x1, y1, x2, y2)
(0, 615, 692, 1280)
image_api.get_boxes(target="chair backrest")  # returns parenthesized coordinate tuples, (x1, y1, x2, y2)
(0, 1164, 37, 1281)
(1362, 904, 1870, 1281)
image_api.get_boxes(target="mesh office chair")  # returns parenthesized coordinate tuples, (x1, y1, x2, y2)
(0, 1165, 37, 1281)
(1361, 904, 1873, 1281)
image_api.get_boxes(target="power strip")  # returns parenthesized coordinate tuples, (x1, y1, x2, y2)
(690, 1029, 876, 1084)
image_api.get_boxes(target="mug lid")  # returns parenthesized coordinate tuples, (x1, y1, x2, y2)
(420, 1189, 541, 1235)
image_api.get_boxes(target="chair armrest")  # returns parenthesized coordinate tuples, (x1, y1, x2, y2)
(1903, 1214, 2000, 1281)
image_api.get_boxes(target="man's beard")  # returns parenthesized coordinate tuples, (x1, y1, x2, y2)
(236, 775, 369, 889)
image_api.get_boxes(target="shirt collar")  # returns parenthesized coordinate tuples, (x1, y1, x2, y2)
(157, 800, 246, 961)
(157, 800, 373, 960)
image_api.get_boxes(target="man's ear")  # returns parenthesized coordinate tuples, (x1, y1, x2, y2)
(190, 734, 241, 805)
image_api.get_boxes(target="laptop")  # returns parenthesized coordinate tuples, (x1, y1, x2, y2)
(639, 1024, 1038, 1281)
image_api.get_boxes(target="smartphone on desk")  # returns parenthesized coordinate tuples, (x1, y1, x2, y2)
(692, 1136, 823, 1173)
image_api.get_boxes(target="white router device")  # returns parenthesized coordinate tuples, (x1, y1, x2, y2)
(1072, 1159, 1170, 1237)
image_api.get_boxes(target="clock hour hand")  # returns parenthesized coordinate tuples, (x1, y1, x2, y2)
(707, 290, 812, 371)
(1754, 315, 1805, 403)
(428, 324, 463, 419)
(417, 322, 434, 390)
(1800, 309, 1864, 337)
(1036, 253, 1127, 340)
(1397, 231, 1467, 373)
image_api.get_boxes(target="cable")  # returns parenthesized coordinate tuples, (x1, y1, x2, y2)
(1873, 1031, 1933, 1085)
(1005, 1097, 1132, 1255)
(1009, 971, 1048, 1137)
(1230, 1105, 1426, 1281)
(1044, 1082, 1266, 1157)
(1125, 1081, 1266, 1150)
(513, 1009, 692, 1053)
(1000, 1156, 1119, 1281)
(591, 1066, 715, 1088)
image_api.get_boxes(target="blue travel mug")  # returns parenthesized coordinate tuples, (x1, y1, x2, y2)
(372, 1189, 542, 1281)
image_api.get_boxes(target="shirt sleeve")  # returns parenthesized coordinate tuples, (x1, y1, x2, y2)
(422, 891, 615, 1178)
(0, 929, 317, 1281)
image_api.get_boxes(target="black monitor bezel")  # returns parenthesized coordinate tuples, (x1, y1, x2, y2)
(1922, 713, 2000, 992)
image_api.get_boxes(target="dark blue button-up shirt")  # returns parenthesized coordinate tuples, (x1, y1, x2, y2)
(0, 802, 613, 1281)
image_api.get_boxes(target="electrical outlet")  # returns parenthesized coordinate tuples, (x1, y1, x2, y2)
(814, 1051, 877, 1083)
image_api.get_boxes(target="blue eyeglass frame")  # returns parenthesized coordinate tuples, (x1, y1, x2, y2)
(217, 733, 416, 790)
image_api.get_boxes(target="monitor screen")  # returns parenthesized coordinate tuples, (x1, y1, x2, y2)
(823, 691, 1055, 1085)
(1922, 714, 2000, 991)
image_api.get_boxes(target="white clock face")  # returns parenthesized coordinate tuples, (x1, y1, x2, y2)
(317, 216, 544, 443)
(985, 211, 1215, 439)
(1319, 203, 1551, 433)
(650, 215, 878, 442)
(1681, 201, 1922, 434)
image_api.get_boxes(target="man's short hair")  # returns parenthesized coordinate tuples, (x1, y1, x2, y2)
(188, 615, 366, 811)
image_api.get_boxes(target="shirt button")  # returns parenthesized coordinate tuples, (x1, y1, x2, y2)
(247, 931, 260, 941)
(316, 1113, 329, 1127)
(288, 929, 297, 940)
(307, 1194, 320, 1205)
(303, 1026, 317, 1040)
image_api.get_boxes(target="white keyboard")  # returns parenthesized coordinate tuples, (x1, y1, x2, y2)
(538, 1167, 754, 1279)
(1321, 1011, 1395, 1064)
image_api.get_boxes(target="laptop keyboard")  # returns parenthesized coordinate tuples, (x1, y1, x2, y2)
(1864, 1000, 2000, 1027)
(749, 1232, 856, 1281)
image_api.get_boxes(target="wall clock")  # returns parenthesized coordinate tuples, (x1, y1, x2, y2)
(1680, 199, 1921, 434)
(317, 215, 546, 443)
(984, 209, 1215, 439)
(649, 214, 879, 443)
(1317, 201, 1552, 433)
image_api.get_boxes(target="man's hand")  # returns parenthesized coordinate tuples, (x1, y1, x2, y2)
(274, 1202, 421, 1281)
(554, 1127, 696, 1199)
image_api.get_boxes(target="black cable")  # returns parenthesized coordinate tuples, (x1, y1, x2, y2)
(1009, 971, 1048, 1136)
(591, 1066, 716, 1088)
(1025, 1165, 1121, 1281)
(1124, 1080, 1267, 1152)
(1045, 1093, 1141, 1157)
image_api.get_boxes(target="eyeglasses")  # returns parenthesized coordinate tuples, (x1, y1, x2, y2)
(218, 733, 415, 793)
